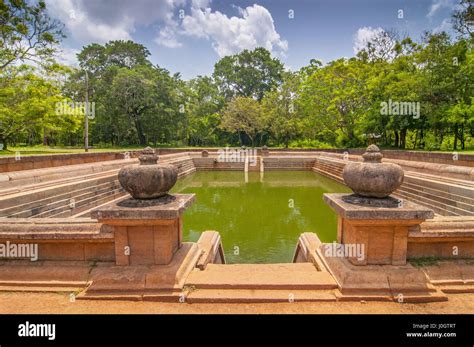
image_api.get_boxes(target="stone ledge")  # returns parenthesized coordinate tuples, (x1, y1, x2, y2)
(0, 218, 113, 240)
(324, 193, 434, 220)
(91, 194, 195, 221)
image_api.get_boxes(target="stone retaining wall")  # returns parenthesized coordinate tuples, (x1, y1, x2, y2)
(0, 218, 115, 262)
(0, 152, 138, 173)
(1, 216, 473, 263)
(2, 148, 472, 173)
(162, 148, 474, 167)
(408, 217, 474, 259)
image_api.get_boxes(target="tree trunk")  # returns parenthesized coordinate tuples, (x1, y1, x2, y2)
(0, 135, 6, 151)
(453, 124, 458, 151)
(419, 128, 424, 149)
(133, 116, 146, 146)
(394, 131, 399, 148)
(400, 129, 407, 149)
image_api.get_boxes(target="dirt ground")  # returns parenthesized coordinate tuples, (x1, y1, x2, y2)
(0, 292, 474, 314)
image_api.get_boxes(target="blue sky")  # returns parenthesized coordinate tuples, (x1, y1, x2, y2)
(45, 0, 459, 79)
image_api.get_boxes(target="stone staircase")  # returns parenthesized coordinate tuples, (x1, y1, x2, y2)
(263, 157, 317, 171)
(0, 172, 126, 218)
(184, 263, 338, 303)
(312, 157, 474, 217)
(0, 155, 196, 219)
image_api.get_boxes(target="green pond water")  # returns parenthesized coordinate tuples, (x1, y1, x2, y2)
(171, 171, 350, 264)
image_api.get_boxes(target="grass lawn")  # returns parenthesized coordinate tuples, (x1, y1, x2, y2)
(0, 145, 473, 157)
(0, 145, 145, 157)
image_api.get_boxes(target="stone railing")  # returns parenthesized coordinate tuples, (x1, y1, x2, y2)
(0, 218, 115, 262)
(408, 216, 474, 259)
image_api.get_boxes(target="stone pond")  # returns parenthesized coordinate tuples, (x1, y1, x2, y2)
(171, 171, 350, 263)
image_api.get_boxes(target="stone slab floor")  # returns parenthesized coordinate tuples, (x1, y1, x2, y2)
(0, 292, 473, 314)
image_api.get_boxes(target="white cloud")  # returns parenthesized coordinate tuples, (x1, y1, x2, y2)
(353, 26, 385, 54)
(45, 0, 287, 58)
(157, 3, 288, 58)
(155, 25, 183, 48)
(433, 17, 452, 33)
(55, 47, 80, 67)
(45, 0, 186, 44)
(427, 0, 456, 18)
(191, 0, 211, 9)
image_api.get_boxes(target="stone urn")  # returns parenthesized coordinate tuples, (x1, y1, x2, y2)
(342, 145, 404, 198)
(118, 147, 178, 199)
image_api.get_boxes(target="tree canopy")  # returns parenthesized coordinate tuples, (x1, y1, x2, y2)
(1, 0, 473, 151)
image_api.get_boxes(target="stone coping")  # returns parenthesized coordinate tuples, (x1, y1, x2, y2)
(324, 193, 434, 220)
(0, 218, 113, 240)
(91, 194, 195, 221)
(409, 216, 474, 239)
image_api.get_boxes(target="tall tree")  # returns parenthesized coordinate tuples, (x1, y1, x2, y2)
(108, 66, 155, 146)
(213, 47, 284, 101)
(452, 0, 473, 39)
(262, 72, 303, 147)
(220, 96, 265, 146)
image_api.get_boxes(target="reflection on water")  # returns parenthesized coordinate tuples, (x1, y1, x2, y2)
(171, 171, 350, 263)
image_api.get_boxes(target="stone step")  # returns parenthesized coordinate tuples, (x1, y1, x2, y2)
(72, 194, 129, 218)
(23, 181, 122, 218)
(396, 188, 472, 216)
(403, 181, 474, 208)
(185, 263, 338, 290)
(46, 189, 126, 218)
(438, 284, 474, 294)
(33, 185, 124, 218)
(186, 289, 337, 303)
(68, 190, 127, 218)
(0, 169, 119, 197)
(406, 171, 474, 189)
(312, 166, 344, 183)
(401, 184, 474, 213)
(405, 174, 474, 198)
(2, 179, 121, 217)
(394, 191, 458, 216)
(0, 280, 87, 293)
(0, 172, 118, 210)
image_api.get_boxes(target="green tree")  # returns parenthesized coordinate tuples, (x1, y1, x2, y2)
(452, 0, 473, 39)
(108, 66, 155, 146)
(220, 96, 265, 146)
(186, 76, 224, 146)
(300, 58, 370, 147)
(213, 47, 284, 101)
(262, 72, 303, 147)
(0, 65, 72, 149)
(0, 0, 64, 70)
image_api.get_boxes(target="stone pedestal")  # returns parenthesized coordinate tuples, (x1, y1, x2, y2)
(324, 193, 434, 266)
(91, 194, 195, 266)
